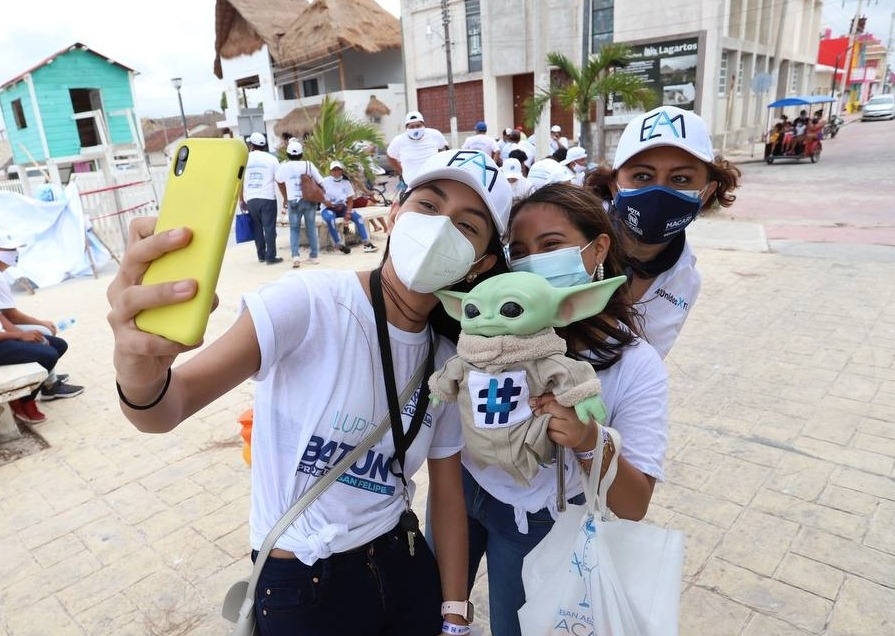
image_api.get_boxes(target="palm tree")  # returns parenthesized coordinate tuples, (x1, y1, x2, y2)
(300, 96, 386, 187)
(523, 44, 656, 161)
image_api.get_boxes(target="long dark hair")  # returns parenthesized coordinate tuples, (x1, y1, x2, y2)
(507, 183, 638, 370)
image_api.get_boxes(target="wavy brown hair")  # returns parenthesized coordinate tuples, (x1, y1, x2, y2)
(507, 183, 639, 370)
(584, 155, 742, 210)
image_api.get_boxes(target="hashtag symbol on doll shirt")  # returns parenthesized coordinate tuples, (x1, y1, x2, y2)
(477, 378, 521, 425)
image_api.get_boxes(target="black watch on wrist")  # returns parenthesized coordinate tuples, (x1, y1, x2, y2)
(441, 600, 474, 623)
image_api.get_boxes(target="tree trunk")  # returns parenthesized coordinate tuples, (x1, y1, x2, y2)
(580, 121, 597, 163)
(595, 99, 607, 163)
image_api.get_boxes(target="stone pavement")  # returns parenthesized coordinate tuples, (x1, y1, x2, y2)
(1, 213, 894, 635)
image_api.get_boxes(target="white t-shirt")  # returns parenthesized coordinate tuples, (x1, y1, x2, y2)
(242, 270, 463, 564)
(0, 274, 15, 311)
(463, 335, 667, 534)
(508, 176, 534, 201)
(320, 176, 355, 206)
(462, 134, 499, 157)
(386, 128, 449, 183)
(275, 160, 324, 201)
(637, 239, 701, 359)
(517, 139, 537, 167)
(243, 150, 280, 201)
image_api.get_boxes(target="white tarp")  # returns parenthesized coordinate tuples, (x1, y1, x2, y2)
(0, 182, 112, 288)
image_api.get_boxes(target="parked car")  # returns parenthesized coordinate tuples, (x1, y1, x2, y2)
(861, 94, 895, 121)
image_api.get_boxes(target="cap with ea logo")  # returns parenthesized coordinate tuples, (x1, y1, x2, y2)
(406, 150, 512, 235)
(612, 106, 714, 170)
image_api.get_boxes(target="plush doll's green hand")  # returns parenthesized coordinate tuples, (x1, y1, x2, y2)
(574, 395, 607, 427)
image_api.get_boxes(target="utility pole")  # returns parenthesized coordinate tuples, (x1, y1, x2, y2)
(441, 0, 458, 148)
(837, 0, 864, 113)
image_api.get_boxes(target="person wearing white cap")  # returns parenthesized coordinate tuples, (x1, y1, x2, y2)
(320, 160, 377, 254)
(386, 110, 449, 187)
(275, 140, 325, 267)
(107, 148, 512, 636)
(461, 121, 500, 165)
(240, 132, 283, 264)
(500, 157, 533, 201)
(548, 124, 564, 154)
(526, 157, 573, 192)
(559, 145, 588, 185)
(586, 105, 741, 357)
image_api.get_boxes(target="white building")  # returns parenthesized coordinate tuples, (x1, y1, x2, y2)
(400, 0, 824, 158)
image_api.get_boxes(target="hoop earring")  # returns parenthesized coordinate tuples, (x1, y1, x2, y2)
(596, 262, 604, 281)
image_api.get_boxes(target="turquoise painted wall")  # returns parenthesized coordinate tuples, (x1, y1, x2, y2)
(0, 47, 136, 164)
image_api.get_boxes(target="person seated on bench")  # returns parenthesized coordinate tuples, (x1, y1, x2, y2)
(0, 243, 83, 424)
(320, 161, 378, 254)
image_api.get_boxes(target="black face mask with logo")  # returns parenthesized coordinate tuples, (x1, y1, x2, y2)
(611, 185, 702, 245)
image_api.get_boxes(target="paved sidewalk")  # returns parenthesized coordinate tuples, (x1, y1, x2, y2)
(1, 219, 894, 635)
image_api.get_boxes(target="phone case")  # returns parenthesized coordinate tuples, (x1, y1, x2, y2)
(135, 138, 248, 346)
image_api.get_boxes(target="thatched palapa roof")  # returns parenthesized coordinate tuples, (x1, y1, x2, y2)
(273, 100, 343, 137)
(365, 95, 391, 118)
(215, 0, 401, 78)
(214, 0, 306, 78)
(277, 0, 401, 66)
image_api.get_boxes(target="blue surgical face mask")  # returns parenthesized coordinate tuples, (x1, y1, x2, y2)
(507, 241, 596, 288)
(612, 185, 704, 244)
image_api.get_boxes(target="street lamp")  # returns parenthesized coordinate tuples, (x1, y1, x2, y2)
(171, 77, 188, 138)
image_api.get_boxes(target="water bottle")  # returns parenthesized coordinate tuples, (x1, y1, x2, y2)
(56, 317, 77, 331)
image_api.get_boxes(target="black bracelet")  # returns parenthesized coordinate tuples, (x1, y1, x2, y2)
(116, 368, 172, 410)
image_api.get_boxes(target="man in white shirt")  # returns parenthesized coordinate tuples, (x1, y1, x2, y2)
(462, 121, 501, 165)
(560, 146, 589, 185)
(548, 124, 565, 154)
(240, 132, 282, 264)
(386, 111, 448, 187)
(320, 161, 378, 254)
(275, 140, 325, 267)
(500, 158, 533, 201)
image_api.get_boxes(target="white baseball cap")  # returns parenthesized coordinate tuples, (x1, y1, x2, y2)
(406, 149, 513, 236)
(329, 160, 345, 171)
(550, 125, 562, 133)
(248, 132, 266, 147)
(404, 111, 425, 126)
(612, 106, 714, 170)
(286, 140, 303, 156)
(527, 158, 573, 191)
(560, 146, 587, 165)
(500, 157, 524, 180)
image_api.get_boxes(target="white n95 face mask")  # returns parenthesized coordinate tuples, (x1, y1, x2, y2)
(407, 128, 425, 141)
(389, 211, 477, 293)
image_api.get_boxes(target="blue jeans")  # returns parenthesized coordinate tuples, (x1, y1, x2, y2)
(288, 199, 319, 258)
(464, 467, 586, 636)
(0, 335, 67, 400)
(247, 198, 278, 261)
(320, 208, 370, 245)
(251, 521, 442, 636)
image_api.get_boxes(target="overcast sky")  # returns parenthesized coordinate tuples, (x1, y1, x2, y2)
(0, 0, 890, 127)
(0, 0, 400, 124)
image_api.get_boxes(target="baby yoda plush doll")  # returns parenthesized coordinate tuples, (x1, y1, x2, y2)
(429, 271, 626, 485)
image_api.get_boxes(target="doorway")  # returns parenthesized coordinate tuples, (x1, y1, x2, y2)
(69, 88, 104, 147)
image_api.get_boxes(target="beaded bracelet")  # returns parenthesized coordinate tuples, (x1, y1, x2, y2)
(116, 368, 172, 410)
(442, 622, 471, 636)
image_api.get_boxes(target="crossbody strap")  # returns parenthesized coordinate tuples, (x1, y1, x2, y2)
(236, 356, 428, 615)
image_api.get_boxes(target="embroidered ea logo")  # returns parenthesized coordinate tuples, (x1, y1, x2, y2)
(639, 110, 687, 142)
(446, 150, 498, 192)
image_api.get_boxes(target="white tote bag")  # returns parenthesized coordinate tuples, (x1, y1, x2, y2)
(518, 427, 685, 636)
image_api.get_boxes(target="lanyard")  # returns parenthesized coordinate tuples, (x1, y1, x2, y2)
(369, 268, 434, 492)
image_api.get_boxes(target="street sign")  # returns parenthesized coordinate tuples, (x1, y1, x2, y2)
(751, 72, 774, 94)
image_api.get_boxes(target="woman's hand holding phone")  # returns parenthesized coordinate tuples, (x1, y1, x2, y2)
(106, 217, 204, 403)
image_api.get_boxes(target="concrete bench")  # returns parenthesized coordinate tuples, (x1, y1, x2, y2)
(0, 362, 49, 442)
(280, 206, 390, 250)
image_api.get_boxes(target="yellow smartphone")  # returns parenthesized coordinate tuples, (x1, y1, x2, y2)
(135, 138, 248, 346)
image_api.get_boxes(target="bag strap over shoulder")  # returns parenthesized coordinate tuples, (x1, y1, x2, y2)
(232, 358, 429, 625)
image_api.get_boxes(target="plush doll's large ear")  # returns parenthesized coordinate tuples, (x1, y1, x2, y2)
(433, 289, 467, 322)
(553, 275, 627, 327)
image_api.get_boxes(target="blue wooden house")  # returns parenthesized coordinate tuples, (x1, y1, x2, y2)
(0, 42, 142, 168)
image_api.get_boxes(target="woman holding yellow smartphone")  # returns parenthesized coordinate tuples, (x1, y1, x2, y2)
(107, 150, 512, 636)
